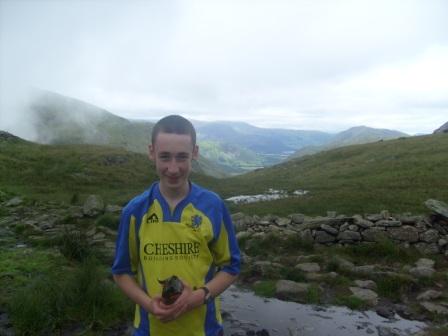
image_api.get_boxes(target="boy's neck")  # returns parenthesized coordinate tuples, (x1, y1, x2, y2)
(159, 181, 190, 211)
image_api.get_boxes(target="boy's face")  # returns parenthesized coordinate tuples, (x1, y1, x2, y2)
(149, 132, 199, 194)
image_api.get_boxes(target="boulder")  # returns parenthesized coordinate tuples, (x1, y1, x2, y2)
(353, 215, 374, 228)
(387, 226, 419, 242)
(5, 197, 23, 207)
(419, 229, 440, 243)
(420, 301, 448, 315)
(375, 220, 401, 227)
(416, 290, 443, 301)
(314, 230, 336, 243)
(275, 280, 310, 300)
(349, 287, 378, 306)
(354, 280, 377, 291)
(337, 231, 361, 241)
(83, 195, 104, 217)
(362, 228, 388, 242)
(424, 199, 448, 219)
(295, 262, 321, 273)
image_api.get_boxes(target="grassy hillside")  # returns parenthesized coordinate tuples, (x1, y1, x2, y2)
(1, 132, 447, 216)
(290, 126, 408, 159)
(27, 90, 228, 178)
(219, 133, 448, 216)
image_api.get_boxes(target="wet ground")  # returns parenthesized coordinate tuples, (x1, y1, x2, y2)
(221, 286, 427, 336)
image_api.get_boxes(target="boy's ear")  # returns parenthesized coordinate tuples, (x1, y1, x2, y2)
(148, 144, 155, 161)
(192, 145, 199, 160)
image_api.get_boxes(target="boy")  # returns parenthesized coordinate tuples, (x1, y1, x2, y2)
(112, 115, 241, 336)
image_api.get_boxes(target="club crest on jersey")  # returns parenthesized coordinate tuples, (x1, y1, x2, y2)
(189, 215, 202, 231)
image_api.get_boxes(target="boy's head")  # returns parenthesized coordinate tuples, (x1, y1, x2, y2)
(151, 115, 196, 147)
(149, 115, 198, 195)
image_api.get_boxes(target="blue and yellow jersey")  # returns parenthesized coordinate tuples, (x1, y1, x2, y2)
(112, 182, 241, 336)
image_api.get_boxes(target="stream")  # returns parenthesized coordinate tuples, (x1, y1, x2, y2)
(221, 286, 427, 336)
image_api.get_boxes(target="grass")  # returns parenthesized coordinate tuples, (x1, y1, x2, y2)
(376, 274, 415, 302)
(95, 213, 120, 230)
(332, 238, 421, 265)
(222, 133, 448, 216)
(305, 284, 321, 304)
(7, 257, 132, 335)
(253, 280, 276, 297)
(1, 133, 448, 216)
(242, 233, 315, 258)
(334, 295, 368, 310)
(424, 326, 448, 336)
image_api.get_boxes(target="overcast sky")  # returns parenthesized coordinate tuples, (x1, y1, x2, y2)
(1, 0, 447, 136)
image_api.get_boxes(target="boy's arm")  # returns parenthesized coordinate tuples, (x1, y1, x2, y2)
(113, 274, 153, 312)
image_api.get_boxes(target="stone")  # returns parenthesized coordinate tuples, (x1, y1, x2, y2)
(299, 229, 313, 242)
(376, 326, 401, 336)
(333, 257, 355, 272)
(105, 204, 122, 214)
(438, 238, 447, 247)
(375, 306, 395, 319)
(349, 287, 378, 306)
(375, 220, 401, 227)
(337, 231, 361, 241)
(415, 258, 435, 268)
(83, 195, 104, 217)
(236, 231, 251, 240)
(290, 213, 305, 224)
(424, 199, 448, 219)
(354, 280, 377, 290)
(348, 224, 359, 231)
(320, 224, 338, 235)
(275, 280, 310, 300)
(420, 229, 439, 243)
(353, 215, 374, 228)
(409, 266, 435, 278)
(275, 217, 290, 227)
(5, 197, 23, 207)
(387, 226, 419, 242)
(295, 262, 321, 273)
(314, 230, 336, 243)
(415, 242, 440, 255)
(362, 228, 388, 242)
(416, 290, 443, 301)
(366, 213, 383, 222)
(354, 265, 376, 276)
(420, 301, 448, 315)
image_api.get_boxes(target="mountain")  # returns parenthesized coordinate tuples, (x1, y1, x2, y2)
(26, 90, 227, 178)
(434, 121, 448, 134)
(219, 132, 448, 216)
(194, 121, 333, 171)
(2, 130, 447, 217)
(289, 126, 408, 159)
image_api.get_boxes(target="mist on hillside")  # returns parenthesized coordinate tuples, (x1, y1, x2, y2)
(0, 88, 115, 144)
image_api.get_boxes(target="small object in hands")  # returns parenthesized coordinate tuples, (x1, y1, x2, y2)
(158, 275, 184, 305)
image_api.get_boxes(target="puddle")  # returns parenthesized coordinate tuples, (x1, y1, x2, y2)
(221, 286, 427, 336)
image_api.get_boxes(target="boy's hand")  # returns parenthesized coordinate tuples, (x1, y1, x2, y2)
(148, 280, 193, 322)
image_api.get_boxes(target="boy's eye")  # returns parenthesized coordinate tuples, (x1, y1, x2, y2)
(159, 154, 171, 161)
(175, 154, 189, 161)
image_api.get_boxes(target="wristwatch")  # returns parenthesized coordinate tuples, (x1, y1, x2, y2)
(199, 286, 213, 304)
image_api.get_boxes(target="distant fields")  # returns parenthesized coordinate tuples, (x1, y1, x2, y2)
(1, 133, 447, 216)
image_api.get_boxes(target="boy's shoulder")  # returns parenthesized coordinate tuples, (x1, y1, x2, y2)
(122, 184, 156, 214)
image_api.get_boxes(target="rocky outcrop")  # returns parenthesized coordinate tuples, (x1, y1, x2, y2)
(433, 121, 448, 134)
(232, 199, 448, 255)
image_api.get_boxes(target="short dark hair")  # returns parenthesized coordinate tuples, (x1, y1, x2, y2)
(151, 115, 196, 146)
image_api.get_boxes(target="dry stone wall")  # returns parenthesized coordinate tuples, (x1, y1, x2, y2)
(232, 199, 448, 256)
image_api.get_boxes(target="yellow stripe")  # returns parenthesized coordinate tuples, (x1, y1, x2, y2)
(128, 216, 141, 328)
(128, 216, 138, 274)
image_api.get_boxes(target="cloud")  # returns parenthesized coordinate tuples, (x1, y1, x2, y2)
(1, 0, 447, 136)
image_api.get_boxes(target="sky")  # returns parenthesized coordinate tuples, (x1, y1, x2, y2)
(0, 0, 447, 136)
